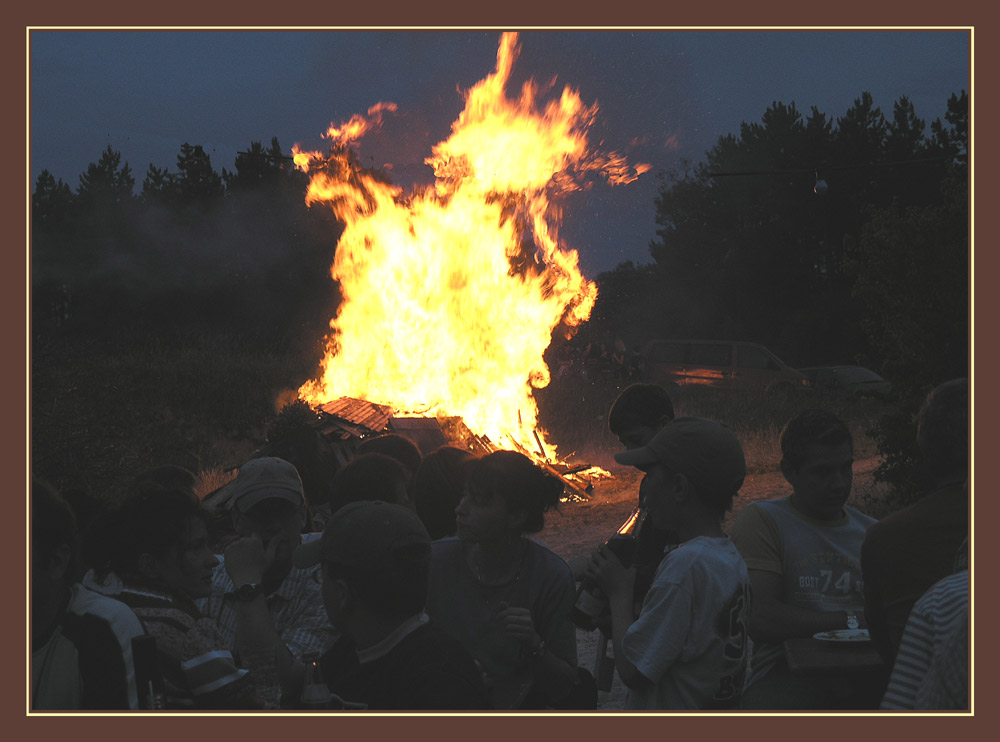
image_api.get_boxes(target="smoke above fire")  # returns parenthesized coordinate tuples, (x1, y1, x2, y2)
(295, 32, 648, 456)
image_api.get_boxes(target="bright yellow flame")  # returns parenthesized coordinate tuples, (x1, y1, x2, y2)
(296, 32, 647, 458)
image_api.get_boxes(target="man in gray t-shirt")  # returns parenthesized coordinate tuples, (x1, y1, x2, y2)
(731, 409, 879, 710)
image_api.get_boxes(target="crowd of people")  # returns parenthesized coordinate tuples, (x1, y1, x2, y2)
(31, 377, 969, 713)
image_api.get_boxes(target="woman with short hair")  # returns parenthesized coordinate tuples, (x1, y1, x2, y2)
(425, 450, 586, 709)
(112, 487, 265, 709)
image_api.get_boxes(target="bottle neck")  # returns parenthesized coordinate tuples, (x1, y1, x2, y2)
(613, 505, 646, 538)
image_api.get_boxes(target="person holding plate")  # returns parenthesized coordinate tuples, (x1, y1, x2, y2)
(731, 409, 880, 710)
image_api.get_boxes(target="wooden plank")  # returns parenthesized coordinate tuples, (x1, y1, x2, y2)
(318, 397, 393, 434)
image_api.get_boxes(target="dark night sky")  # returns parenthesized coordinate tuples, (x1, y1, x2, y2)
(29, 29, 969, 276)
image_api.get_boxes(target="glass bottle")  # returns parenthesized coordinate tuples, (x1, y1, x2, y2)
(299, 650, 333, 710)
(572, 505, 647, 630)
(132, 634, 168, 710)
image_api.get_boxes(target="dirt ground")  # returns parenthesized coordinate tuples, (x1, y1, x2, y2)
(535, 458, 883, 711)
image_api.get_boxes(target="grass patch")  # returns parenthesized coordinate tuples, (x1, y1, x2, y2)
(31, 330, 314, 502)
(195, 465, 238, 499)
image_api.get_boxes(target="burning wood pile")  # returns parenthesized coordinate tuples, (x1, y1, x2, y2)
(277, 32, 644, 500)
(314, 397, 600, 501)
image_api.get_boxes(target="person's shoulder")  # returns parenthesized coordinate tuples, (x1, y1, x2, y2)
(919, 569, 969, 609)
(844, 504, 877, 527)
(525, 537, 564, 561)
(692, 535, 742, 555)
(430, 536, 463, 561)
(524, 538, 573, 577)
(674, 537, 743, 568)
(68, 583, 144, 631)
(731, 498, 783, 535)
(431, 536, 461, 551)
(81, 568, 123, 597)
(119, 585, 204, 627)
(735, 496, 787, 520)
(875, 485, 967, 530)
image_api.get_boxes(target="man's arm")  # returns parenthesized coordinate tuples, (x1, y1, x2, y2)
(747, 569, 858, 643)
(733, 503, 856, 643)
(584, 545, 651, 691)
(605, 582, 651, 690)
(224, 537, 305, 702)
(278, 575, 340, 661)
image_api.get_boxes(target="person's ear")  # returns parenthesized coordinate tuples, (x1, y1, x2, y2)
(46, 544, 72, 582)
(673, 472, 694, 502)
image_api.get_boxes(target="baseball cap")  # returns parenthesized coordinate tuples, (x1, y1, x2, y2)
(230, 457, 304, 513)
(293, 500, 431, 570)
(614, 416, 746, 496)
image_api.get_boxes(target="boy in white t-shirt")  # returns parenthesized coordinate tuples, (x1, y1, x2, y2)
(585, 417, 751, 710)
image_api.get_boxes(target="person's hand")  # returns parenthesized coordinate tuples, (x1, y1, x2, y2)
(497, 602, 541, 649)
(584, 544, 635, 601)
(224, 535, 273, 587)
(567, 554, 589, 581)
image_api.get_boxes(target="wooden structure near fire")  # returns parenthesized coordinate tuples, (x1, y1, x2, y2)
(203, 396, 598, 517)
(315, 397, 596, 501)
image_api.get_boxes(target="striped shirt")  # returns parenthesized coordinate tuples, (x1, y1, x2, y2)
(196, 557, 336, 662)
(881, 570, 969, 710)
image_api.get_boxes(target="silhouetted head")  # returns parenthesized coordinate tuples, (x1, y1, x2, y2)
(917, 378, 968, 487)
(780, 409, 854, 521)
(608, 383, 676, 452)
(355, 434, 422, 480)
(329, 452, 411, 513)
(412, 446, 477, 540)
(320, 500, 431, 627)
(456, 450, 562, 540)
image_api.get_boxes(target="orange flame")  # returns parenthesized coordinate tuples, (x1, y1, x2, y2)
(296, 32, 647, 458)
(326, 102, 399, 146)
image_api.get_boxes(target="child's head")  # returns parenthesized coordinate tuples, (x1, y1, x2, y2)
(608, 383, 675, 450)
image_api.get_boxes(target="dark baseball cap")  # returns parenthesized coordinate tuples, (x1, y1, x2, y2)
(614, 416, 746, 496)
(293, 500, 430, 570)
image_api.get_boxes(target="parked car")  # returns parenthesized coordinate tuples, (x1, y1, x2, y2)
(642, 339, 809, 393)
(798, 365, 891, 398)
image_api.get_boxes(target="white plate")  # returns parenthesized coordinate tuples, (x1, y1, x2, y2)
(812, 629, 871, 643)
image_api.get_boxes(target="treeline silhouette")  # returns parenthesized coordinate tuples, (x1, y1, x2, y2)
(564, 91, 969, 493)
(32, 138, 343, 379)
(32, 91, 969, 496)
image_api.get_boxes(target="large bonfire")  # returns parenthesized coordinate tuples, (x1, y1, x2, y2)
(294, 32, 648, 458)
